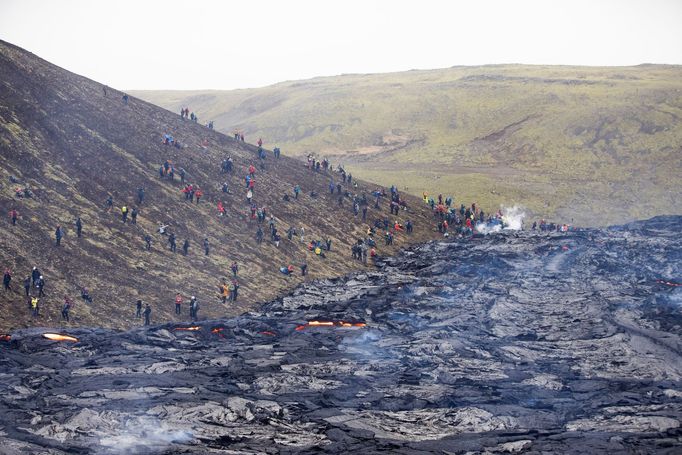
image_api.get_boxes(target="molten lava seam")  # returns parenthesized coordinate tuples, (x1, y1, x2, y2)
(0, 334, 10, 342)
(43, 333, 79, 342)
(295, 321, 367, 331)
(174, 326, 201, 331)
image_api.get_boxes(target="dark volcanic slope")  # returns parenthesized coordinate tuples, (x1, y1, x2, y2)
(0, 40, 434, 331)
(1, 217, 680, 453)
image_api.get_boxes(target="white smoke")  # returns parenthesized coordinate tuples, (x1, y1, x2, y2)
(501, 205, 526, 230)
(99, 416, 193, 453)
(475, 205, 527, 234)
(476, 223, 502, 235)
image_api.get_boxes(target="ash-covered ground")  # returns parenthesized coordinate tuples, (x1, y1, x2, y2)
(1, 216, 680, 454)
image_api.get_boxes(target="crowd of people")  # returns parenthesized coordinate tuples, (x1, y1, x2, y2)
(3, 95, 572, 330)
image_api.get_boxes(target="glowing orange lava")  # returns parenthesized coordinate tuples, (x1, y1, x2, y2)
(295, 321, 367, 331)
(259, 331, 276, 336)
(0, 334, 10, 342)
(174, 326, 201, 331)
(211, 328, 224, 334)
(43, 333, 79, 342)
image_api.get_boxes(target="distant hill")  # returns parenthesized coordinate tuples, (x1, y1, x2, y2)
(0, 40, 436, 332)
(133, 64, 682, 226)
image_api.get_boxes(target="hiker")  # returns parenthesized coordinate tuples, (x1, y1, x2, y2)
(257, 138, 263, 147)
(406, 219, 413, 234)
(36, 276, 45, 297)
(228, 281, 236, 301)
(75, 217, 82, 237)
(189, 296, 198, 320)
(131, 207, 138, 224)
(182, 239, 190, 255)
(274, 147, 281, 159)
(136, 299, 142, 318)
(175, 293, 183, 314)
(195, 188, 203, 204)
(280, 265, 294, 276)
(217, 201, 225, 216)
(256, 226, 264, 244)
(179, 168, 186, 183)
(362, 206, 367, 221)
(121, 206, 128, 223)
(122, 94, 129, 104)
(293, 184, 301, 199)
(55, 225, 63, 246)
(9, 209, 18, 225)
(168, 233, 177, 252)
(144, 234, 152, 250)
(61, 296, 71, 322)
(23, 276, 30, 296)
(143, 304, 151, 326)
(31, 297, 39, 317)
(2, 269, 11, 291)
(300, 262, 307, 276)
(326, 238, 332, 251)
(80, 287, 93, 303)
(137, 187, 145, 204)
(105, 195, 113, 212)
(31, 267, 40, 285)
(231, 261, 238, 278)
(203, 238, 210, 255)
(220, 282, 229, 303)
(232, 280, 239, 302)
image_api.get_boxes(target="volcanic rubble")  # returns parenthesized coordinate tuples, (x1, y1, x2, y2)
(0, 216, 680, 454)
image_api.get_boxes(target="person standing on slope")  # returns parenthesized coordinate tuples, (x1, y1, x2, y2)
(75, 217, 83, 237)
(143, 303, 151, 326)
(55, 225, 63, 246)
(175, 293, 183, 315)
(189, 296, 199, 321)
(2, 269, 11, 291)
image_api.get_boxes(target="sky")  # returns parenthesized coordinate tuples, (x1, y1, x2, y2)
(1, 0, 681, 90)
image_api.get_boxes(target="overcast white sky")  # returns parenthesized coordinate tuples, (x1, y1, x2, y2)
(1, 0, 681, 90)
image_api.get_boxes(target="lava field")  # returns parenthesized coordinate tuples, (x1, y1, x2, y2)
(0, 216, 680, 454)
